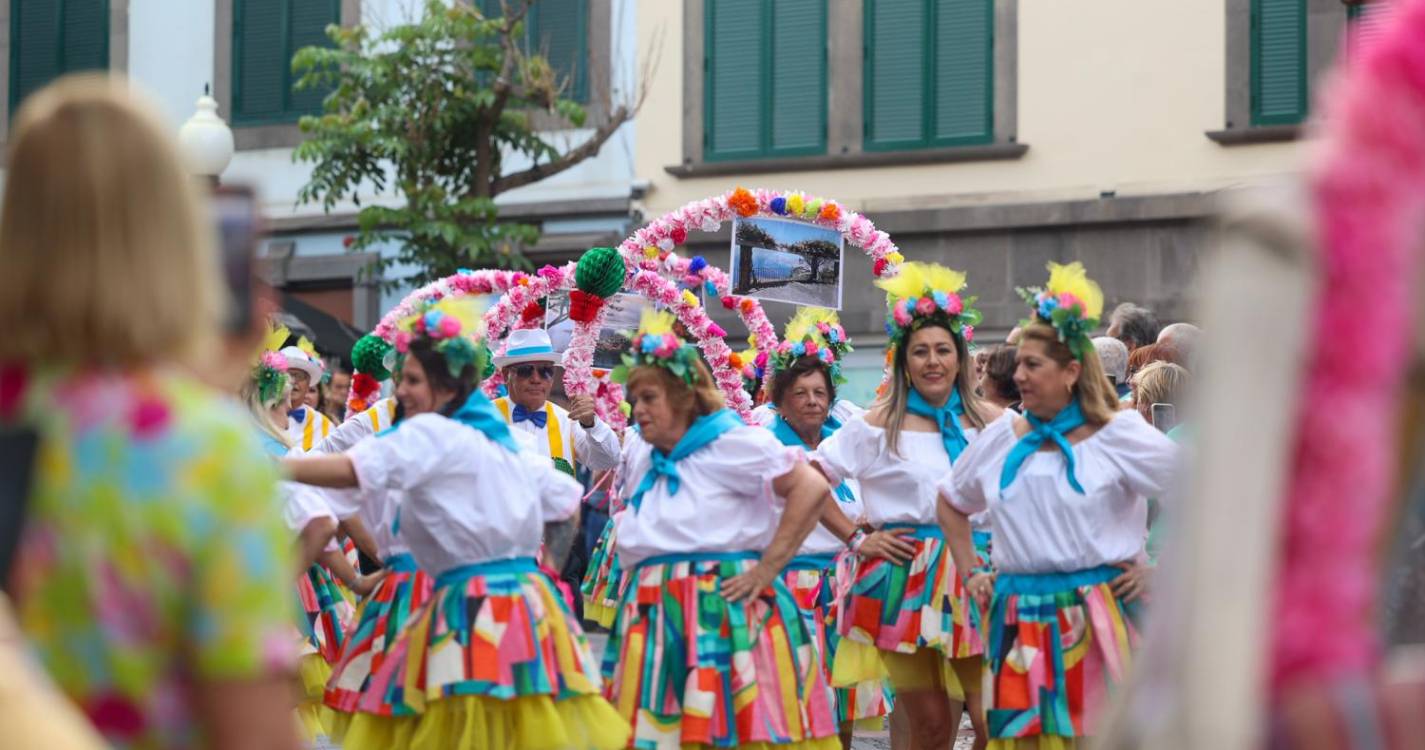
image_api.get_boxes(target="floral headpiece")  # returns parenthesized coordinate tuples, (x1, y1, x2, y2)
(1016, 261, 1104, 361)
(393, 296, 489, 379)
(611, 309, 702, 388)
(771, 307, 853, 385)
(252, 321, 292, 408)
(875, 262, 982, 350)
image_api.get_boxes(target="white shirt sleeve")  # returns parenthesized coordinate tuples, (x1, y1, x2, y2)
(280, 480, 336, 534)
(706, 428, 805, 499)
(349, 414, 455, 492)
(812, 417, 877, 486)
(572, 415, 622, 471)
(521, 449, 584, 521)
(945, 413, 1016, 515)
(1100, 411, 1179, 499)
(311, 411, 376, 454)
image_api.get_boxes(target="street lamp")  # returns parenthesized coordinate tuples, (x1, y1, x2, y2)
(177, 84, 234, 184)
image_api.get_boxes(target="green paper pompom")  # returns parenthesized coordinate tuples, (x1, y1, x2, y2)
(576, 246, 626, 299)
(352, 334, 394, 380)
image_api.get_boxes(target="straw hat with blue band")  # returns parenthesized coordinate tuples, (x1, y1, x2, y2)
(492, 328, 560, 369)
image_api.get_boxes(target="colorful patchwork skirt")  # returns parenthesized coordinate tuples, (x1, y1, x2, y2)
(580, 517, 624, 628)
(983, 565, 1138, 748)
(783, 552, 891, 729)
(973, 529, 994, 573)
(832, 524, 982, 698)
(325, 554, 435, 732)
(297, 563, 355, 665)
(602, 551, 840, 750)
(340, 556, 628, 750)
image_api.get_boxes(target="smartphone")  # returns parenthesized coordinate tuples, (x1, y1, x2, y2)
(213, 185, 261, 334)
(1150, 403, 1176, 433)
(0, 427, 39, 592)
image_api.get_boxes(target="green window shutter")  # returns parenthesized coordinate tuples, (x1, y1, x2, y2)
(768, 0, 826, 155)
(865, 0, 927, 149)
(705, 0, 765, 160)
(287, 0, 340, 115)
(61, 0, 108, 73)
(1348, 1, 1394, 60)
(1251, 0, 1307, 126)
(529, 0, 587, 103)
(11, 0, 109, 114)
(233, 0, 287, 123)
(12, 0, 62, 113)
(933, 0, 992, 144)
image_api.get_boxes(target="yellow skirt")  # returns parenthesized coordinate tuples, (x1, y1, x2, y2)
(989, 738, 1076, 750)
(339, 694, 629, 750)
(295, 653, 337, 741)
(832, 639, 981, 701)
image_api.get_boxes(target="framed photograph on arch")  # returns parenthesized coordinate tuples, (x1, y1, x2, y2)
(729, 216, 844, 309)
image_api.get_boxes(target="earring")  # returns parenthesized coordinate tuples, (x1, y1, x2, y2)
(1065, 382, 1074, 397)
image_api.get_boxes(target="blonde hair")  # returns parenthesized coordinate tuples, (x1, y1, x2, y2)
(240, 378, 292, 450)
(1132, 361, 1191, 409)
(1019, 322, 1120, 426)
(627, 359, 724, 422)
(881, 321, 987, 456)
(0, 75, 222, 367)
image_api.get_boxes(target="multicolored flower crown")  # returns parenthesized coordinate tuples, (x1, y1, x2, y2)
(252, 322, 292, 408)
(393, 297, 489, 379)
(770, 307, 853, 386)
(1016, 261, 1104, 361)
(610, 309, 703, 388)
(875, 262, 982, 350)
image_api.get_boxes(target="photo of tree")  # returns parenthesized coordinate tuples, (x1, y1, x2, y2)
(729, 216, 844, 308)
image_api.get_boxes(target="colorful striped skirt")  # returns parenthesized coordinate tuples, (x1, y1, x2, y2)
(603, 551, 841, 750)
(340, 556, 628, 750)
(297, 562, 355, 665)
(783, 552, 891, 729)
(325, 554, 435, 718)
(832, 524, 982, 698)
(580, 517, 624, 628)
(983, 565, 1138, 747)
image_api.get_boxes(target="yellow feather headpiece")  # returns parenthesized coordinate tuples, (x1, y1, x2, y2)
(393, 296, 490, 379)
(1017, 261, 1105, 360)
(611, 309, 699, 386)
(874, 262, 981, 348)
(771, 307, 853, 384)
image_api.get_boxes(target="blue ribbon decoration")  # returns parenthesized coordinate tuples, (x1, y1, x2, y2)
(999, 400, 1087, 495)
(511, 403, 548, 428)
(768, 415, 856, 504)
(626, 409, 744, 512)
(906, 387, 969, 463)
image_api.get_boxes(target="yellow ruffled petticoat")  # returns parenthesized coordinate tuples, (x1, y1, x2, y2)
(295, 653, 337, 742)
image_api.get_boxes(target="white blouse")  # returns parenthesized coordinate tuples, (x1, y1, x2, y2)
(350, 414, 583, 576)
(944, 411, 1177, 574)
(814, 415, 979, 528)
(310, 398, 409, 560)
(280, 480, 336, 535)
(614, 426, 803, 568)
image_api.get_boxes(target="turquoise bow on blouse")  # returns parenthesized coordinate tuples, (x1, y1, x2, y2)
(907, 387, 969, 463)
(626, 409, 744, 512)
(999, 400, 1087, 494)
(769, 415, 856, 504)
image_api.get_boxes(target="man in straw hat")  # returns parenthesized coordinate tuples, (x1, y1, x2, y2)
(492, 328, 620, 477)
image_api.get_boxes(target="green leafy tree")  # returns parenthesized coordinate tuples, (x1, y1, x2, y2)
(292, 0, 645, 289)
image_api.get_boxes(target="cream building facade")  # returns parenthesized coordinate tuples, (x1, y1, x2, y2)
(630, 0, 1369, 397)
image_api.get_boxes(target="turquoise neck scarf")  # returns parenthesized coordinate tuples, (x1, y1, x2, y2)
(907, 387, 969, 463)
(377, 390, 518, 453)
(999, 400, 1087, 494)
(769, 415, 856, 504)
(627, 409, 743, 512)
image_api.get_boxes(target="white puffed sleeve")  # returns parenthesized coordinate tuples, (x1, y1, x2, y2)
(704, 427, 804, 499)
(812, 416, 879, 486)
(349, 414, 458, 492)
(521, 449, 584, 521)
(280, 480, 336, 534)
(945, 413, 1017, 515)
(311, 411, 376, 454)
(748, 403, 776, 427)
(1099, 411, 1179, 499)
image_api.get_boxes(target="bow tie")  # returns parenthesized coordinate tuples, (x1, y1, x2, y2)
(512, 404, 547, 428)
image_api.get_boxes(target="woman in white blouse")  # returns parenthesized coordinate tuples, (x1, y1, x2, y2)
(282, 300, 629, 750)
(601, 310, 838, 750)
(940, 262, 1177, 750)
(813, 263, 999, 750)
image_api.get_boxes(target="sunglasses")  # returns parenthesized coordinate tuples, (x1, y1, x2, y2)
(514, 364, 556, 380)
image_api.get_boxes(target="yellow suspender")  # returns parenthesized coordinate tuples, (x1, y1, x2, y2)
(495, 398, 573, 467)
(301, 412, 316, 451)
(366, 405, 381, 432)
